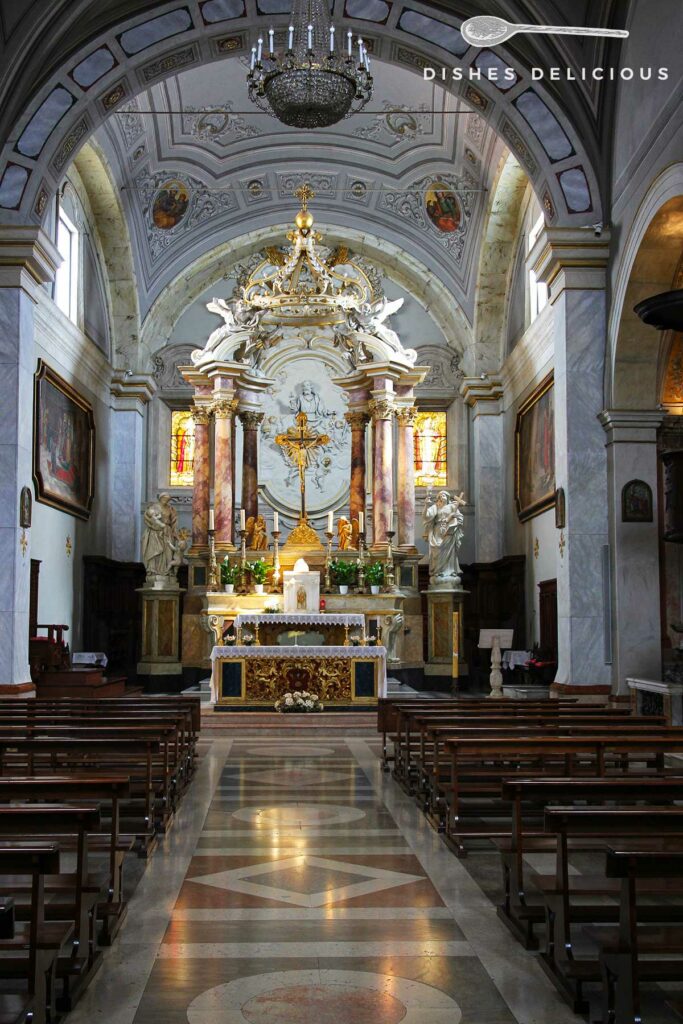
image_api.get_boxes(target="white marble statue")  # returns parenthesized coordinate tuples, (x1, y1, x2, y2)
(423, 490, 466, 588)
(341, 297, 418, 367)
(142, 494, 184, 584)
(191, 297, 261, 365)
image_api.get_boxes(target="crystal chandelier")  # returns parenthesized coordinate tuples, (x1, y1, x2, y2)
(247, 0, 373, 129)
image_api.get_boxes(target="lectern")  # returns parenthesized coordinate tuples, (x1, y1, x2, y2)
(478, 628, 514, 699)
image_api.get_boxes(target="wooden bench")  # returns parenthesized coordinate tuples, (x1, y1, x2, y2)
(541, 806, 683, 1012)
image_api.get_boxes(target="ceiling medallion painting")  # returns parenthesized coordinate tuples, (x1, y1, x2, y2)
(152, 178, 190, 229)
(425, 182, 462, 233)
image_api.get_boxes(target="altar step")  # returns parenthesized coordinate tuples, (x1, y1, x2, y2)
(183, 676, 412, 706)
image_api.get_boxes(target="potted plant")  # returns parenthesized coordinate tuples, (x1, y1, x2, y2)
(365, 561, 384, 595)
(330, 558, 356, 595)
(221, 558, 239, 594)
(249, 558, 269, 594)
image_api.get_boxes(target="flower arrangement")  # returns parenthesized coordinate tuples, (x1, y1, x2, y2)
(264, 597, 280, 613)
(249, 558, 269, 584)
(221, 558, 239, 590)
(274, 690, 324, 713)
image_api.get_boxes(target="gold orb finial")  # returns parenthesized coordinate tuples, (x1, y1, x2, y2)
(296, 209, 314, 231)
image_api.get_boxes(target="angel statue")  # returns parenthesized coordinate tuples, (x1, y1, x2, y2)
(423, 490, 467, 589)
(348, 297, 418, 365)
(191, 297, 261, 365)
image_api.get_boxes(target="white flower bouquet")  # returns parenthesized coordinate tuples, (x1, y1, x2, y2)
(274, 690, 324, 713)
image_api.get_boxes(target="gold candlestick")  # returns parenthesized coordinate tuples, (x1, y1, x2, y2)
(356, 531, 366, 593)
(271, 530, 281, 592)
(384, 529, 397, 593)
(208, 529, 219, 592)
(324, 530, 334, 593)
(238, 528, 248, 593)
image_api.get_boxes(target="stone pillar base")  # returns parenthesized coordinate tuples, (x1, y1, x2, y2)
(137, 585, 184, 676)
(424, 587, 468, 687)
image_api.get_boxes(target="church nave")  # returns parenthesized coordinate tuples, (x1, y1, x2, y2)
(65, 734, 578, 1024)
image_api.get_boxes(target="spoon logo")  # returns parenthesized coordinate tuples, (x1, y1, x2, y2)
(460, 15, 629, 47)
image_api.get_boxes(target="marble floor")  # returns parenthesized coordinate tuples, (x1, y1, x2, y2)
(65, 734, 595, 1024)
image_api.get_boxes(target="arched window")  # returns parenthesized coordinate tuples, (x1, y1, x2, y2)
(170, 410, 195, 487)
(54, 205, 79, 323)
(413, 411, 447, 487)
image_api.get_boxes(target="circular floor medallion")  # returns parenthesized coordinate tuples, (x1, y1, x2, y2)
(241, 983, 407, 1024)
(231, 804, 366, 827)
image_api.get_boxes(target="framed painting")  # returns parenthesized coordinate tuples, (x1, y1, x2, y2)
(515, 373, 555, 522)
(622, 479, 653, 523)
(33, 360, 95, 520)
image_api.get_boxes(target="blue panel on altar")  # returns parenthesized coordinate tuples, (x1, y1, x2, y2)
(354, 661, 376, 698)
(222, 661, 243, 698)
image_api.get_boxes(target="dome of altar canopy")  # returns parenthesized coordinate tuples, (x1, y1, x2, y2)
(293, 558, 310, 573)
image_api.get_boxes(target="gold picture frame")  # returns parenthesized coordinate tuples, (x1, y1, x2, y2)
(515, 372, 555, 522)
(33, 360, 95, 520)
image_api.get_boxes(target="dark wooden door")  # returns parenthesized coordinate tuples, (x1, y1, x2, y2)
(538, 578, 558, 659)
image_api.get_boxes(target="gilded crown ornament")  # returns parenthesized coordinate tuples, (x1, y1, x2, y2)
(247, 0, 373, 129)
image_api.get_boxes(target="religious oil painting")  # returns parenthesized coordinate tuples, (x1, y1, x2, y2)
(622, 479, 653, 523)
(414, 411, 447, 487)
(515, 373, 555, 522)
(425, 182, 462, 233)
(33, 360, 95, 520)
(152, 179, 190, 229)
(170, 410, 195, 487)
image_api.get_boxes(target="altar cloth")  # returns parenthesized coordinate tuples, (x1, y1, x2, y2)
(234, 613, 365, 629)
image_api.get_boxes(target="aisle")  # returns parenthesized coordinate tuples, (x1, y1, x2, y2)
(68, 735, 578, 1024)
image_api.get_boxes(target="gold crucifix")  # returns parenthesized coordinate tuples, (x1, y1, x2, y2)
(275, 411, 330, 525)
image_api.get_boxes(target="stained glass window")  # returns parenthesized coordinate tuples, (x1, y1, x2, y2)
(414, 411, 447, 487)
(170, 410, 195, 487)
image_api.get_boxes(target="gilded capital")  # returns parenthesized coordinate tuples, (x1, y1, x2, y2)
(369, 397, 395, 421)
(192, 407, 212, 427)
(239, 410, 265, 430)
(395, 406, 418, 427)
(212, 397, 239, 419)
(344, 410, 369, 430)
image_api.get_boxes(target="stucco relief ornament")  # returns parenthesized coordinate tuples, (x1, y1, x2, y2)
(423, 490, 467, 590)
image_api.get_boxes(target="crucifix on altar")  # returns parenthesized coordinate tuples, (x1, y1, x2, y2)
(275, 411, 330, 550)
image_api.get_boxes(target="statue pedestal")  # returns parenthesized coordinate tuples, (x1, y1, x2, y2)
(137, 584, 184, 683)
(424, 587, 468, 691)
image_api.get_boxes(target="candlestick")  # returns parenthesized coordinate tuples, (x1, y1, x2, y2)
(384, 529, 397, 593)
(324, 530, 333, 593)
(288, 24, 294, 49)
(207, 528, 219, 592)
(273, 511, 279, 533)
(238, 528, 248, 593)
(208, 508, 215, 532)
(356, 531, 366, 594)
(271, 530, 281, 593)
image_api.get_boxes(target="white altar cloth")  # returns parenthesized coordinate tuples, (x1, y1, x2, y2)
(234, 613, 365, 629)
(210, 644, 387, 702)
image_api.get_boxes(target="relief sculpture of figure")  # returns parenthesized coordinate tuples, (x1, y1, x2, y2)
(142, 494, 182, 583)
(423, 490, 467, 589)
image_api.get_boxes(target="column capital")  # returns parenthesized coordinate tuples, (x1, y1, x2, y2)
(599, 408, 665, 444)
(394, 405, 418, 427)
(192, 407, 212, 427)
(344, 409, 370, 430)
(530, 227, 611, 301)
(238, 409, 264, 429)
(460, 376, 504, 413)
(110, 371, 156, 413)
(0, 226, 61, 299)
(368, 397, 395, 421)
(213, 397, 239, 419)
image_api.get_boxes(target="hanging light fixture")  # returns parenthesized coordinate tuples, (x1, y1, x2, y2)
(247, 0, 373, 129)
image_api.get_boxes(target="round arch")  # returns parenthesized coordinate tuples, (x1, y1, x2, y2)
(0, 3, 601, 229)
(139, 219, 473, 368)
(608, 164, 683, 409)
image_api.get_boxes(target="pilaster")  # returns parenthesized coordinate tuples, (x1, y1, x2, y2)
(109, 372, 156, 563)
(460, 377, 504, 563)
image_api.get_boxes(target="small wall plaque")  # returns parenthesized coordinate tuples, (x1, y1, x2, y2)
(622, 479, 653, 523)
(19, 487, 32, 528)
(554, 487, 566, 529)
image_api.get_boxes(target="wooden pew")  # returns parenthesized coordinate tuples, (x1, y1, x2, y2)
(496, 776, 683, 949)
(599, 848, 683, 1024)
(0, 843, 68, 1024)
(541, 806, 683, 1012)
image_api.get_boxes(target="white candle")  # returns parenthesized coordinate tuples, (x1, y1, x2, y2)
(358, 37, 364, 63)
(388, 509, 393, 533)
(240, 508, 246, 531)
(329, 25, 335, 52)
(307, 23, 313, 49)
(364, 51, 370, 71)
(268, 28, 274, 53)
(273, 511, 279, 533)
(288, 24, 294, 49)
(358, 511, 364, 534)
(208, 508, 215, 531)
(250, 46, 256, 70)
(347, 30, 353, 57)
(327, 511, 333, 533)
(257, 36, 263, 61)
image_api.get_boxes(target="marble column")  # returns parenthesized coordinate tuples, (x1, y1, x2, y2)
(191, 406, 211, 548)
(460, 377, 504, 562)
(213, 397, 238, 547)
(533, 228, 612, 689)
(344, 410, 369, 536)
(395, 406, 417, 550)
(600, 410, 664, 694)
(0, 227, 59, 688)
(369, 394, 395, 548)
(109, 373, 155, 562)
(239, 410, 264, 526)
